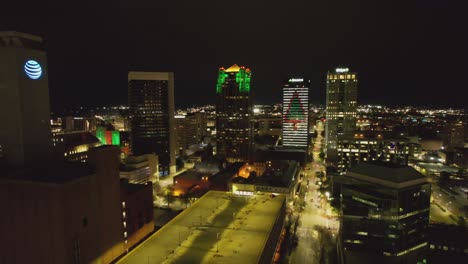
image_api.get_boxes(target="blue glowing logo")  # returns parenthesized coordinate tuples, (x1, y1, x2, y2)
(24, 60, 42, 80)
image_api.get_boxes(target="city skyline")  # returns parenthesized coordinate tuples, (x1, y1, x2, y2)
(2, 2, 467, 264)
(2, 1, 467, 111)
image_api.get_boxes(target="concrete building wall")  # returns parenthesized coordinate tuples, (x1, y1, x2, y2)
(0, 181, 66, 263)
(0, 146, 125, 263)
(88, 146, 125, 263)
(0, 32, 51, 167)
(121, 181, 154, 251)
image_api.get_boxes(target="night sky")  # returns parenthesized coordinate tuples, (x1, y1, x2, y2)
(3, 1, 467, 111)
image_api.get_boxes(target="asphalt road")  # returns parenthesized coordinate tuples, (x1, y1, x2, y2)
(289, 121, 338, 264)
(430, 184, 467, 225)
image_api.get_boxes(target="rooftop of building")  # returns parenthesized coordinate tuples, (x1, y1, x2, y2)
(58, 131, 101, 149)
(231, 160, 298, 188)
(341, 131, 410, 142)
(128, 71, 173, 81)
(0, 31, 43, 50)
(117, 191, 285, 264)
(346, 162, 427, 188)
(120, 178, 151, 195)
(221, 64, 250, 73)
(0, 161, 94, 184)
(0, 31, 42, 42)
(253, 147, 307, 164)
(174, 170, 207, 181)
(209, 162, 244, 185)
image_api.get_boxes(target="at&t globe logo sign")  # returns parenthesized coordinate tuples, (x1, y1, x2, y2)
(24, 60, 43, 80)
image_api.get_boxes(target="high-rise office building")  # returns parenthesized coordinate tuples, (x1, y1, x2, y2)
(282, 78, 310, 149)
(443, 121, 465, 151)
(0, 31, 52, 167)
(128, 72, 176, 175)
(175, 112, 207, 153)
(192, 111, 208, 142)
(338, 163, 430, 263)
(0, 31, 154, 263)
(215, 64, 253, 162)
(175, 115, 197, 152)
(325, 67, 358, 162)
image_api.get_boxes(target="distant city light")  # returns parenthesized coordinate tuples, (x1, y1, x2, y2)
(253, 108, 260, 114)
(336, 68, 349, 73)
(289, 78, 304, 82)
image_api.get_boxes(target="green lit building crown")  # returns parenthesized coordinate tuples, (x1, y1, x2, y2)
(216, 64, 251, 94)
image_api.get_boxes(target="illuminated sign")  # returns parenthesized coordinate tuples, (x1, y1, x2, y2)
(283, 87, 309, 148)
(289, 78, 304, 82)
(336, 68, 349, 73)
(24, 60, 43, 80)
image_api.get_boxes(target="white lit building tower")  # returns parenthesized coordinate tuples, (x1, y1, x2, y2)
(325, 68, 358, 162)
(282, 78, 310, 150)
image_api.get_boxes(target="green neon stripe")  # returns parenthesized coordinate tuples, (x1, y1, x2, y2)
(112, 130, 120, 146)
(96, 127, 106, 144)
(216, 69, 227, 94)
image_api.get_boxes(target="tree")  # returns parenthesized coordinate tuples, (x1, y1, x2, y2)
(319, 152, 325, 161)
(153, 181, 161, 196)
(284, 91, 306, 131)
(312, 130, 318, 139)
(163, 193, 175, 208)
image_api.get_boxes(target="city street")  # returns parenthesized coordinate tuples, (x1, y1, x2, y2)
(153, 168, 189, 209)
(288, 120, 339, 264)
(430, 184, 467, 225)
(411, 165, 468, 226)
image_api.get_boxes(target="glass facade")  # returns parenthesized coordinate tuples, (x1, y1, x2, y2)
(216, 65, 252, 161)
(129, 79, 172, 175)
(340, 174, 430, 258)
(325, 69, 358, 161)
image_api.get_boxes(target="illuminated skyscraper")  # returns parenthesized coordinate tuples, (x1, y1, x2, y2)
(128, 72, 176, 175)
(215, 64, 252, 162)
(338, 163, 430, 263)
(282, 78, 310, 149)
(0, 31, 52, 167)
(325, 68, 358, 162)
